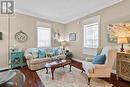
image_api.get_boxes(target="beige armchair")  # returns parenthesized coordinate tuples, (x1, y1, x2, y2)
(82, 47, 117, 85)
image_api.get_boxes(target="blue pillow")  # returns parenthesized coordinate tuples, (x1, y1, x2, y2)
(38, 49, 46, 58)
(53, 48, 61, 56)
(92, 54, 106, 64)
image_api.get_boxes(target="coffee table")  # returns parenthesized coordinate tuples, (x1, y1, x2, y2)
(45, 59, 72, 80)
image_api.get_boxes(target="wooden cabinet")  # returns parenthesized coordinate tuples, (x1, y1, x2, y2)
(11, 51, 26, 69)
(116, 52, 130, 81)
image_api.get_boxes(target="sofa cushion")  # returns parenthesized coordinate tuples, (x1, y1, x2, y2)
(30, 58, 52, 65)
(53, 48, 61, 56)
(38, 48, 46, 58)
(92, 54, 106, 64)
(27, 48, 39, 58)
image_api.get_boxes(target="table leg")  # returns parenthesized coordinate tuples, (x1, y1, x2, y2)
(69, 64, 72, 72)
(45, 67, 48, 74)
(81, 68, 85, 73)
(51, 68, 55, 80)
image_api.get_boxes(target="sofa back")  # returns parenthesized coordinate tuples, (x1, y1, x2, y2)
(25, 47, 62, 58)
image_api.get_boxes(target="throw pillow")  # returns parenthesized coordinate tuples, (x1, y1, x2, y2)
(92, 54, 106, 64)
(53, 48, 61, 56)
(29, 48, 39, 58)
(38, 49, 46, 58)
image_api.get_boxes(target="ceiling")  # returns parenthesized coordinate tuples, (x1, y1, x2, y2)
(15, 0, 123, 24)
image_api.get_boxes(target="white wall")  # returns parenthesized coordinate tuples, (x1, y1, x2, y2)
(64, 0, 130, 59)
(0, 13, 65, 69)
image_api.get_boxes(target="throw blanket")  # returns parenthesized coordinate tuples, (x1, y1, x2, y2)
(82, 61, 95, 75)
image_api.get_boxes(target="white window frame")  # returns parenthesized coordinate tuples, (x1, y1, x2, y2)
(84, 22, 99, 48)
(83, 16, 100, 49)
(37, 27, 51, 48)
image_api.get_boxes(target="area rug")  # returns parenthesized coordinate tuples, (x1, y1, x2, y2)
(36, 66, 113, 87)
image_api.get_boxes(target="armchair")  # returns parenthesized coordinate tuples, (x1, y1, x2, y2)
(82, 47, 117, 85)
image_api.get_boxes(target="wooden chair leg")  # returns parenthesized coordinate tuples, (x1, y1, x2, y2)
(109, 77, 111, 84)
(81, 68, 85, 73)
(88, 77, 91, 85)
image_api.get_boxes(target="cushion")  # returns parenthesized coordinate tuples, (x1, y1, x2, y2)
(29, 48, 39, 58)
(53, 48, 61, 56)
(38, 48, 46, 58)
(92, 54, 106, 64)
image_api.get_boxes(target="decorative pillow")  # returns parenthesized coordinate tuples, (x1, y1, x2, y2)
(29, 48, 39, 58)
(38, 48, 46, 58)
(53, 48, 61, 56)
(92, 54, 106, 64)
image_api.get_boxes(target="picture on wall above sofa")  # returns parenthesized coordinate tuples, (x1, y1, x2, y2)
(69, 33, 76, 41)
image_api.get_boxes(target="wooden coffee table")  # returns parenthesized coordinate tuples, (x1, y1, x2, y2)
(45, 59, 72, 80)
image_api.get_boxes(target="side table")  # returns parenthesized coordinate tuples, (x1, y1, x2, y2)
(11, 51, 26, 69)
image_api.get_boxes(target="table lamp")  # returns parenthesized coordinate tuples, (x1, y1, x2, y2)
(118, 37, 128, 52)
(61, 41, 68, 50)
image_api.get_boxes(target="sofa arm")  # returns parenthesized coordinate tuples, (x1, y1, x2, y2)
(25, 54, 33, 60)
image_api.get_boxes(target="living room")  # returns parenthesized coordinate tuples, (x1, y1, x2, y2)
(0, 0, 130, 87)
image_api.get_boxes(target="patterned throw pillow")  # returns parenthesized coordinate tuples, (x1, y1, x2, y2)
(53, 48, 61, 56)
(29, 48, 39, 58)
(38, 48, 46, 58)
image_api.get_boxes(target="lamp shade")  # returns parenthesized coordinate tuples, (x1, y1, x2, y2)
(118, 37, 128, 44)
(61, 41, 68, 47)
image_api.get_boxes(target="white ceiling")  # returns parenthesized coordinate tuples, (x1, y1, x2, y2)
(15, 0, 122, 24)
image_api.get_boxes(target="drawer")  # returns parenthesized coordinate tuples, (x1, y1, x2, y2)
(11, 52, 24, 58)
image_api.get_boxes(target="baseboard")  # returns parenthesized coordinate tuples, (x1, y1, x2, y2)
(0, 67, 9, 72)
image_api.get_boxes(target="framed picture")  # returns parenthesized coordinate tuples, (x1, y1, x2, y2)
(54, 32, 60, 41)
(69, 33, 76, 41)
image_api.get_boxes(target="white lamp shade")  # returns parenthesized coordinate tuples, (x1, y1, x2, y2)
(61, 41, 68, 47)
(118, 37, 128, 44)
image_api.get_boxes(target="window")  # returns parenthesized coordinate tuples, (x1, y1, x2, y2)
(37, 27, 51, 47)
(84, 22, 99, 48)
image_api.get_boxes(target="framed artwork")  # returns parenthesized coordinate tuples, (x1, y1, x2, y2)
(108, 23, 130, 43)
(69, 33, 76, 41)
(15, 30, 28, 43)
(54, 32, 60, 41)
(107, 15, 130, 43)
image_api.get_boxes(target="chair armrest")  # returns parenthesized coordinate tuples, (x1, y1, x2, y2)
(95, 64, 108, 69)
(85, 57, 94, 62)
(25, 54, 33, 60)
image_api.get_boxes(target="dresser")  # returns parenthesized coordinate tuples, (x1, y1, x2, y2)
(116, 52, 130, 81)
(11, 51, 26, 69)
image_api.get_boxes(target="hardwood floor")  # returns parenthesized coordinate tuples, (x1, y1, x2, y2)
(19, 60, 130, 87)
(19, 67, 44, 87)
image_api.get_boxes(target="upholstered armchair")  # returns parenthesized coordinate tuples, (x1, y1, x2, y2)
(82, 47, 117, 85)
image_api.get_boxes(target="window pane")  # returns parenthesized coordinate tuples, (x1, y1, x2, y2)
(37, 27, 51, 47)
(84, 23, 99, 48)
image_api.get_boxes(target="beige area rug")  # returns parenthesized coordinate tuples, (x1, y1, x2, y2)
(36, 66, 113, 87)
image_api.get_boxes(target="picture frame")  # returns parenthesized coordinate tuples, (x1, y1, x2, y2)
(107, 15, 130, 43)
(54, 32, 60, 41)
(69, 33, 76, 41)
